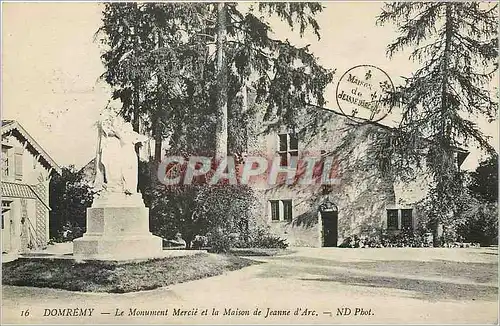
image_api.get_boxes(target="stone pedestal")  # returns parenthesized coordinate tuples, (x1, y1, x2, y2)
(73, 192, 162, 260)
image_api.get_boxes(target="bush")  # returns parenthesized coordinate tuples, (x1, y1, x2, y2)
(458, 201, 498, 247)
(196, 184, 258, 253)
(381, 229, 424, 247)
(340, 228, 425, 248)
(234, 225, 289, 249)
(142, 161, 285, 252)
(49, 166, 94, 240)
(191, 235, 209, 249)
(207, 228, 241, 253)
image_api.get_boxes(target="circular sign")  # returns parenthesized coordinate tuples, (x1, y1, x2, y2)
(335, 65, 395, 123)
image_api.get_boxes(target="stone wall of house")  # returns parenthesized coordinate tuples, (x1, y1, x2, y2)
(247, 108, 399, 247)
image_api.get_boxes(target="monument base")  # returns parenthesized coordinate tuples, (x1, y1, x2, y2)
(73, 192, 163, 261)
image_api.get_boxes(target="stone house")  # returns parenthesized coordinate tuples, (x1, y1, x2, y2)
(77, 96, 468, 248)
(2, 120, 61, 254)
(245, 105, 469, 247)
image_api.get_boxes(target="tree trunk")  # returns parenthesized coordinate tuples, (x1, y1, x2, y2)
(154, 121, 163, 163)
(154, 30, 165, 164)
(215, 3, 228, 160)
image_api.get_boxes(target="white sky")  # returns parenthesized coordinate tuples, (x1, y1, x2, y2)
(2, 2, 498, 170)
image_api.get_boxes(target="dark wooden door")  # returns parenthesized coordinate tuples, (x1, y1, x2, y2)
(322, 211, 338, 247)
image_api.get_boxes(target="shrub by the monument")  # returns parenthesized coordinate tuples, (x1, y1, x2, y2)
(197, 184, 258, 253)
(146, 184, 202, 248)
(143, 170, 259, 251)
(49, 166, 94, 241)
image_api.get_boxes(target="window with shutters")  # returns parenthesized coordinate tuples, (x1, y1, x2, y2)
(269, 199, 293, 222)
(278, 134, 298, 166)
(270, 200, 280, 221)
(282, 200, 293, 221)
(2, 147, 9, 177)
(386, 208, 414, 230)
(14, 148, 23, 181)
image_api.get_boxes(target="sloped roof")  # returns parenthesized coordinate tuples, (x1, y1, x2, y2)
(1, 181, 36, 199)
(311, 104, 470, 167)
(1, 181, 51, 211)
(2, 120, 61, 175)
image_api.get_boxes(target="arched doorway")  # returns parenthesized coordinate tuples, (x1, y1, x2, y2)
(319, 200, 338, 247)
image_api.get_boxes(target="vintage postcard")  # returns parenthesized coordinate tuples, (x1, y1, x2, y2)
(1, 1, 498, 324)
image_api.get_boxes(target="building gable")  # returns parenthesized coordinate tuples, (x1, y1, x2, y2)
(2, 120, 61, 176)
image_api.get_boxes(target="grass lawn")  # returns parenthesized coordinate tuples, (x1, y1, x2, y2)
(2, 253, 257, 293)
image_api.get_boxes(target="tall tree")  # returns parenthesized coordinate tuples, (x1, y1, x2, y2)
(97, 2, 334, 161)
(375, 2, 498, 242)
(468, 153, 498, 203)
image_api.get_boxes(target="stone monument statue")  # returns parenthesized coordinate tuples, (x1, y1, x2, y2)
(73, 100, 163, 260)
(93, 106, 148, 194)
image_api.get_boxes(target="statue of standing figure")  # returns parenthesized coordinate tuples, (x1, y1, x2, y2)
(94, 102, 148, 195)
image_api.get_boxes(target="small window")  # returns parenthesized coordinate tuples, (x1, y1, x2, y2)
(269, 199, 293, 222)
(277, 133, 298, 166)
(270, 200, 280, 221)
(401, 209, 413, 230)
(387, 209, 399, 230)
(282, 200, 293, 221)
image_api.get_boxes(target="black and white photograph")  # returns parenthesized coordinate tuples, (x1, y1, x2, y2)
(1, 1, 498, 324)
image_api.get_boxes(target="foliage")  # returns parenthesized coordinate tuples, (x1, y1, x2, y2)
(374, 3, 498, 234)
(97, 2, 334, 159)
(457, 196, 498, 247)
(457, 154, 499, 246)
(142, 157, 259, 251)
(234, 225, 289, 249)
(413, 172, 471, 244)
(147, 184, 201, 248)
(49, 166, 95, 242)
(197, 184, 258, 252)
(339, 228, 427, 248)
(468, 153, 498, 203)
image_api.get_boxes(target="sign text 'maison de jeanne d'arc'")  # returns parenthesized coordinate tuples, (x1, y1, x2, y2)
(336, 65, 394, 122)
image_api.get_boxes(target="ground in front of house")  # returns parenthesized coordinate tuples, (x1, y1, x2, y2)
(2, 247, 498, 324)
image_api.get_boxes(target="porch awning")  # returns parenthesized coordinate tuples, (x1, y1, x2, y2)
(1, 181, 36, 199)
(1, 181, 51, 211)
